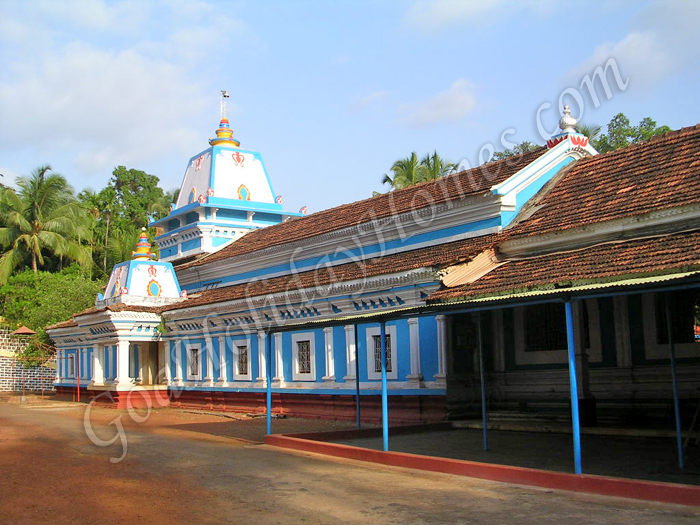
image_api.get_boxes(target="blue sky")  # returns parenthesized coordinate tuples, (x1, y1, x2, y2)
(1, 0, 698, 214)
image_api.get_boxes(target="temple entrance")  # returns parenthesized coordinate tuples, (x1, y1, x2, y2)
(135, 342, 160, 386)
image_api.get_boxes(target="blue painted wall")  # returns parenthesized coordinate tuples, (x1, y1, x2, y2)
(333, 326, 347, 381)
(181, 238, 202, 253)
(419, 316, 439, 379)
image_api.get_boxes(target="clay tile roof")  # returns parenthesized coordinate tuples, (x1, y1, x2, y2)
(505, 125, 700, 239)
(164, 234, 497, 312)
(429, 229, 700, 303)
(11, 326, 36, 336)
(46, 303, 165, 331)
(46, 319, 77, 330)
(178, 148, 546, 270)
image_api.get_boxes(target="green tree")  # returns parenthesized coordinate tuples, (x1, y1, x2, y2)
(490, 141, 541, 162)
(149, 188, 180, 222)
(592, 113, 671, 153)
(0, 267, 104, 357)
(382, 151, 457, 190)
(0, 166, 92, 283)
(111, 166, 164, 228)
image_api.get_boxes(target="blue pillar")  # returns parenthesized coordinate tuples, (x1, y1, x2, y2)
(565, 300, 582, 475)
(664, 293, 685, 470)
(266, 332, 272, 436)
(354, 324, 362, 429)
(380, 320, 389, 452)
(477, 313, 489, 451)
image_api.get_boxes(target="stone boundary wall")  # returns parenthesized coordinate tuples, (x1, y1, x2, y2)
(0, 328, 56, 393)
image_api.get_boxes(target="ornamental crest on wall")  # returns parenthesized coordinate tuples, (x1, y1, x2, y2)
(232, 151, 245, 167)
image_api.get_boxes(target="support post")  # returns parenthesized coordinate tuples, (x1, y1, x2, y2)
(565, 300, 582, 475)
(477, 313, 489, 452)
(380, 320, 389, 452)
(665, 293, 685, 470)
(266, 332, 272, 436)
(76, 350, 81, 403)
(354, 324, 361, 429)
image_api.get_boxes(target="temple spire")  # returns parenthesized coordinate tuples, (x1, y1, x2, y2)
(132, 227, 157, 261)
(210, 89, 240, 147)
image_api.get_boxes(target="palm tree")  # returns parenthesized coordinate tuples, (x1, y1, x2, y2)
(421, 151, 458, 180)
(382, 152, 426, 189)
(577, 123, 602, 141)
(0, 166, 92, 282)
(149, 188, 180, 222)
(382, 151, 457, 190)
(106, 226, 140, 269)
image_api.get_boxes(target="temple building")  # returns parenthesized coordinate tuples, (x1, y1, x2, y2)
(47, 99, 700, 430)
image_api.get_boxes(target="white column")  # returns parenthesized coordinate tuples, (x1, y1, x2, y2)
(435, 315, 447, 382)
(256, 331, 267, 386)
(115, 340, 131, 389)
(135, 345, 142, 383)
(273, 332, 284, 385)
(173, 341, 183, 384)
(407, 318, 423, 385)
(93, 345, 104, 385)
(56, 350, 62, 382)
(218, 336, 228, 386)
(204, 336, 214, 385)
(343, 325, 356, 381)
(323, 326, 335, 382)
(158, 341, 168, 385)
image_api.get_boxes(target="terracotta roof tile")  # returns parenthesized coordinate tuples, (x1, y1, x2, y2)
(429, 229, 700, 302)
(505, 125, 700, 239)
(46, 319, 77, 330)
(164, 234, 496, 312)
(179, 148, 546, 270)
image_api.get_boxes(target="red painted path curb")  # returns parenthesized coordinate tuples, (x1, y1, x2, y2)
(265, 434, 700, 507)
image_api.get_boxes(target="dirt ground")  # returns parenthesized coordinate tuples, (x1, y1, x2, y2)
(1, 401, 699, 525)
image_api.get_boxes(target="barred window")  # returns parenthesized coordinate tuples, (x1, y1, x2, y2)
(237, 345, 248, 375)
(372, 334, 392, 373)
(655, 291, 700, 345)
(297, 340, 311, 374)
(524, 303, 566, 352)
(189, 347, 200, 377)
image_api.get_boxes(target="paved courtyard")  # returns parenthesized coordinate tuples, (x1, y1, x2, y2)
(1, 401, 698, 524)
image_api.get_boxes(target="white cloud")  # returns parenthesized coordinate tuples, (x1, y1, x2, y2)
(566, 32, 671, 91)
(402, 0, 552, 34)
(355, 90, 392, 109)
(0, 0, 252, 179)
(566, 0, 700, 92)
(398, 79, 476, 127)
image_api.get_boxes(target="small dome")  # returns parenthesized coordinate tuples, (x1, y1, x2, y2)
(559, 105, 577, 133)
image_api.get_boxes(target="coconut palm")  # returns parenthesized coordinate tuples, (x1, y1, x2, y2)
(382, 151, 458, 190)
(382, 152, 426, 189)
(421, 151, 458, 180)
(0, 166, 92, 282)
(577, 123, 602, 141)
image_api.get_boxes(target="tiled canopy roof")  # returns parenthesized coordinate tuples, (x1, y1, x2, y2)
(178, 148, 545, 270)
(429, 229, 700, 303)
(504, 125, 700, 239)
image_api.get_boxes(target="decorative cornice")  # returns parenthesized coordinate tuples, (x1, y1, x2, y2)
(178, 194, 500, 287)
